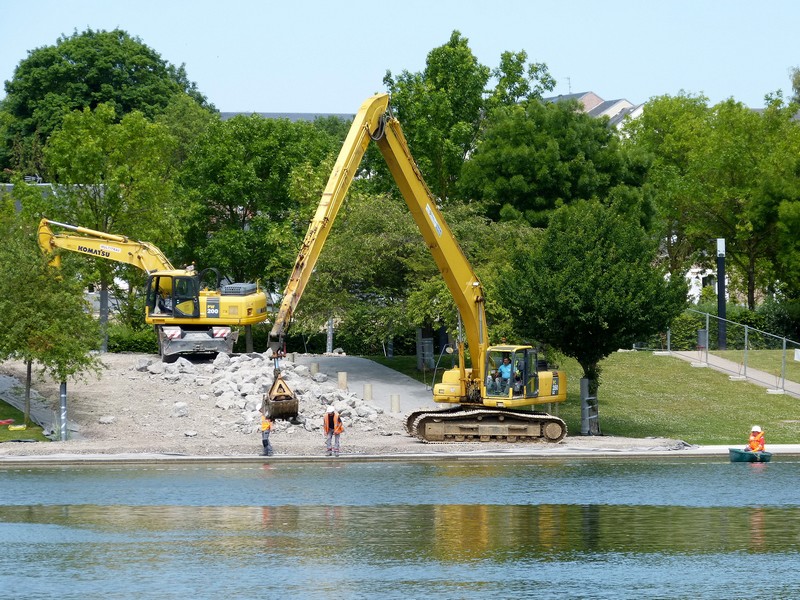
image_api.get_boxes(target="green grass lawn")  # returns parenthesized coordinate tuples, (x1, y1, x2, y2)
(711, 349, 800, 384)
(0, 401, 49, 443)
(369, 351, 800, 445)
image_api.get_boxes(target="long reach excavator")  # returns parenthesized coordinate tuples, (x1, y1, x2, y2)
(271, 94, 567, 443)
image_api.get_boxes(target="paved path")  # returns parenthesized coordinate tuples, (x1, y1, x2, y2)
(292, 354, 440, 414)
(664, 350, 800, 398)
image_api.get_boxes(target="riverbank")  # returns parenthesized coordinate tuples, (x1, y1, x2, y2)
(3, 351, 796, 463)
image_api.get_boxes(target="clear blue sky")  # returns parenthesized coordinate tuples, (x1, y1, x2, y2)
(1, 0, 798, 113)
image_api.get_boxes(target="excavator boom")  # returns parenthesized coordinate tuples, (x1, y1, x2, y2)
(272, 94, 567, 442)
(38, 219, 175, 273)
(271, 95, 487, 378)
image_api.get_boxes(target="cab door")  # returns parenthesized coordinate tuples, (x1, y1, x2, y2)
(172, 276, 200, 318)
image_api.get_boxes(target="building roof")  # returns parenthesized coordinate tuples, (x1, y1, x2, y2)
(219, 111, 353, 122)
(545, 91, 642, 129)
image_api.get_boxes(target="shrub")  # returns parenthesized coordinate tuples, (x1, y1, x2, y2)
(107, 325, 158, 353)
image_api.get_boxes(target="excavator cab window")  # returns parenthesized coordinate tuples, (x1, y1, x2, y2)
(146, 275, 200, 318)
(147, 276, 173, 315)
(172, 276, 200, 318)
(485, 349, 539, 398)
(524, 350, 539, 398)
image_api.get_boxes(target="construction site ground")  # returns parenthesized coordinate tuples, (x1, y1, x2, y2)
(1, 351, 798, 464)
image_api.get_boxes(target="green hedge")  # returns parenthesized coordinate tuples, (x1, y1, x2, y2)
(107, 325, 159, 353)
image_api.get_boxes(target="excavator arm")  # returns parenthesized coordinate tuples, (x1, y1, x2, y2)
(272, 94, 568, 442)
(37, 219, 175, 273)
(271, 94, 488, 384)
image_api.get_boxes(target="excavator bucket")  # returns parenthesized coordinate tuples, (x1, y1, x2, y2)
(262, 370, 298, 421)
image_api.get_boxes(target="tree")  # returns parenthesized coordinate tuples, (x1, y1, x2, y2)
(499, 200, 686, 421)
(791, 66, 800, 104)
(623, 93, 711, 277)
(1, 28, 210, 177)
(41, 103, 180, 345)
(178, 115, 341, 287)
(687, 98, 800, 308)
(383, 31, 556, 204)
(0, 205, 101, 427)
(293, 191, 533, 354)
(459, 99, 633, 227)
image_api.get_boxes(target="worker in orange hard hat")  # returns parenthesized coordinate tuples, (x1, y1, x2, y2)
(323, 405, 344, 457)
(260, 413, 274, 456)
(745, 425, 765, 452)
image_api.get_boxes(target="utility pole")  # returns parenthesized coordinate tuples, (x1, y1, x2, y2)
(717, 238, 726, 351)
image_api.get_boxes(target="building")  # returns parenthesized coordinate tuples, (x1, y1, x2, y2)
(544, 91, 644, 129)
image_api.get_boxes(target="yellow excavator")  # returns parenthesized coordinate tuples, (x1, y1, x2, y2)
(271, 94, 568, 443)
(37, 219, 269, 360)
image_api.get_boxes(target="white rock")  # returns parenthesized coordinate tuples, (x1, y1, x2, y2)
(147, 362, 165, 375)
(213, 353, 231, 368)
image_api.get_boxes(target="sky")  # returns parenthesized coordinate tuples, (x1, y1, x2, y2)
(1, 0, 798, 114)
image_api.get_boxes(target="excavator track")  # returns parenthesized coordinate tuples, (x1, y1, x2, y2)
(406, 407, 567, 444)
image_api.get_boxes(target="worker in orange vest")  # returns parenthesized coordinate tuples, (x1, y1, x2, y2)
(260, 413, 274, 456)
(745, 425, 765, 452)
(323, 405, 344, 457)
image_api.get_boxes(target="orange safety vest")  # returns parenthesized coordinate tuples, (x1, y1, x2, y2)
(323, 412, 344, 435)
(748, 431, 765, 451)
(261, 415, 272, 432)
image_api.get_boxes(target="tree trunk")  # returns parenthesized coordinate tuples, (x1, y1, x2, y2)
(99, 271, 110, 352)
(24, 359, 32, 426)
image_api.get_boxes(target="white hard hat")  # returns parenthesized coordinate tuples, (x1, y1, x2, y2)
(326, 406, 335, 413)
(751, 425, 762, 432)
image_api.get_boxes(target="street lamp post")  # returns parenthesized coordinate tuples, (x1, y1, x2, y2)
(717, 238, 726, 351)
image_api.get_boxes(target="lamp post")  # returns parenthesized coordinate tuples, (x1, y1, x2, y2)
(717, 238, 726, 351)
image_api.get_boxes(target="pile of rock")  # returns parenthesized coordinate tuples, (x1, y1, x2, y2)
(135, 351, 393, 438)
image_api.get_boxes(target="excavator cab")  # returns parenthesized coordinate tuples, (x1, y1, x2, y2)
(146, 273, 200, 318)
(484, 346, 539, 400)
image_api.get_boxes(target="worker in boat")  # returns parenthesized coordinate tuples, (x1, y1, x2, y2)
(745, 425, 765, 452)
(260, 413, 274, 456)
(323, 405, 344, 457)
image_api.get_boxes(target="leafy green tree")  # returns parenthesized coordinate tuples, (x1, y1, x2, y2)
(790, 66, 800, 104)
(459, 99, 632, 227)
(623, 93, 711, 277)
(293, 191, 534, 353)
(778, 197, 800, 298)
(627, 93, 800, 306)
(500, 200, 686, 414)
(1, 28, 209, 178)
(178, 115, 340, 287)
(0, 210, 101, 426)
(383, 31, 555, 205)
(40, 103, 180, 344)
(155, 93, 219, 166)
(485, 50, 556, 111)
(687, 98, 800, 308)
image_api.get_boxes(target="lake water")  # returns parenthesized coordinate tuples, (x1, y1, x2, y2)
(1, 457, 799, 599)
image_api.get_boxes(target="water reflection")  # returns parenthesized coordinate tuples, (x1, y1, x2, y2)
(2, 460, 800, 599)
(1, 502, 799, 558)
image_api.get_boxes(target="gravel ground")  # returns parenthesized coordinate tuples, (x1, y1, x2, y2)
(0, 353, 691, 458)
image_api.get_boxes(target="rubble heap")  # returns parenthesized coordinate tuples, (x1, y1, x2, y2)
(136, 351, 395, 438)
